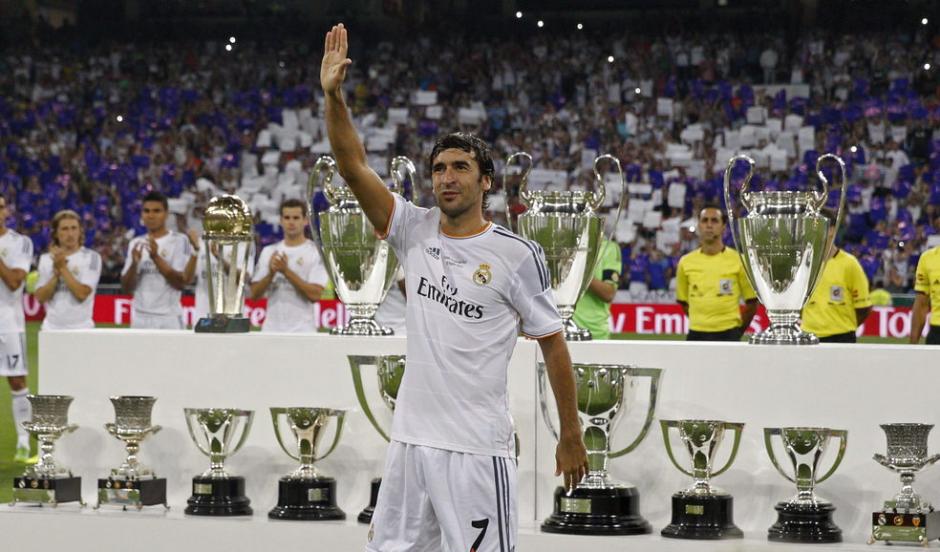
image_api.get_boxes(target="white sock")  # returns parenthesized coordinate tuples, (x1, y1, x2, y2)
(11, 388, 30, 447)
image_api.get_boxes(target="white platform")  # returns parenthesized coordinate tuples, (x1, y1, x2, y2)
(20, 330, 940, 550)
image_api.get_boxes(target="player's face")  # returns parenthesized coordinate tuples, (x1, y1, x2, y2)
(141, 201, 168, 232)
(698, 208, 725, 244)
(280, 207, 307, 239)
(56, 218, 82, 250)
(431, 148, 491, 220)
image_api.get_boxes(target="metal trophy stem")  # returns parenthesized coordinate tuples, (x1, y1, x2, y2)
(11, 395, 83, 506)
(96, 396, 167, 510)
(183, 408, 254, 516)
(724, 154, 847, 345)
(537, 363, 661, 535)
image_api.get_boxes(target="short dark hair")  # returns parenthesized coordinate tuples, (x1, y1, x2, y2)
(280, 198, 308, 217)
(429, 132, 496, 211)
(142, 191, 168, 210)
(699, 204, 728, 224)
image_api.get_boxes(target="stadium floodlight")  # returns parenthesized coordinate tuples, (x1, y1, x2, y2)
(537, 20, 544, 28)
(850, 146, 858, 153)
(229, 36, 236, 43)
(515, 11, 522, 19)
(577, 23, 583, 30)
(116, 115, 123, 122)
(608, 55, 615, 63)
(925, 63, 932, 71)
(922, 18, 929, 25)
(225, 44, 233, 52)
(635, 87, 641, 94)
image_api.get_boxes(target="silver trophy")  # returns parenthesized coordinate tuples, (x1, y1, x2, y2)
(11, 394, 83, 506)
(195, 194, 254, 333)
(870, 423, 940, 545)
(505, 152, 625, 340)
(269, 407, 346, 520)
(538, 363, 661, 534)
(309, 155, 408, 335)
(183, 408, 254, 516)
(724, 154, 847, 344)
(97, 396, 167, 510)
(765, 427, 847, 542)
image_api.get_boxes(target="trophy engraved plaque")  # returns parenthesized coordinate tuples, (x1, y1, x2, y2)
(96, 396, 167, 510)
(183, 408, 254, 516)
(11, 395, 83, 507)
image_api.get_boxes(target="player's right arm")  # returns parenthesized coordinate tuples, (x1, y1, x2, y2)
(121, 240, 143, 294)
(675, 257, 689, 315)
(321, 23, 394, 234)
(249, 247, 274, 300)
(34, 254, 57, 304)
(910, 292, 929, 344)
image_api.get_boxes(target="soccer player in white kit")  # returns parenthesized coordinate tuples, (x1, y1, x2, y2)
(0, 196, 35, 463)
(323, 24, 588, 552)
(120, 191, 192, 329)
(249, 199, 329, 332)
(34, 210, 102, 329)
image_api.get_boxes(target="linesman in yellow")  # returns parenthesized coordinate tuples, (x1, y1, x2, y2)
(801, 209, 872, 342)
(910, 244, 940, 345)
(573, 237, 621, 339)
(676, 205, 758, 341)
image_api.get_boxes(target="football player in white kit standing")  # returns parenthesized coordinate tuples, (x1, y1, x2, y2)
(120, 191, 193, 329)
(34, 210, 102, 329)
(0, 196, 35, 463)
(322, 24, 588, 552)
(249, 198, 329, 332)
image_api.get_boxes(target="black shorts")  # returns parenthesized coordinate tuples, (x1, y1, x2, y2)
(927, 326, 940, 345)
(687, 327, 743, 342)
(818, 331, 857, 343)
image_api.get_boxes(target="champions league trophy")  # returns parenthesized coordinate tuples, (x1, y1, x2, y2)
(724, 154, 847, 344)
(869, 423, 940, 545)
(765, 427, 848, 543)
(660, 420, 745, 539)
(310, 155, 409, 335)
(349, 354, 405, 523)
(11, 395, 83, 506)
(505, 152, 626, 341)
(538, 363, 661, 534)
(183, 408, 254, 516)
(96, 396, 167, 510)
(194, 194, 254, 333)
(269, 407, 347, 520)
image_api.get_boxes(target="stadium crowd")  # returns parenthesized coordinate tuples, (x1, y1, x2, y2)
(0, 27, 938, 297)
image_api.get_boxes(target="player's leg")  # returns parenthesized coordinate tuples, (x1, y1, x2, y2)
(1, 333, 31, 462)
(426, 449, 517, 552)
(367, 441, 441, 552)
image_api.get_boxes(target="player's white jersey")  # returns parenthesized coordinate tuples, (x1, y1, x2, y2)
(0, 230, 33, 333)
(121, 231, 192, 316)
(193, 238, 255, 321)
(252, 239, 328, 333)
(384, 194, 561, 458)
(37, 247, 101, 329)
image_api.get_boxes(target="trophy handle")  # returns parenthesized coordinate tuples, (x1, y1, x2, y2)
(390, 156, 416, 199)
(592, 153, 627, 232)
(314, 411, 346, 462)
(711, 422, 745, 478)
(660, 420, 694, 478)
(349, 355, 391, 442)
(536, 362, 559, 441)
(310, 155, 341, 209)
(926, 453, 940, 467)
(505, 151, 534, 209)
(764, 427, 796, 484)
(815, 429, 848, 485)
(609, 367, 662, 459)
(723, 154, 756, 245)
(228, 411, 254, 457)
(151, 424, 162, 436)
(270, 408, 301, 462)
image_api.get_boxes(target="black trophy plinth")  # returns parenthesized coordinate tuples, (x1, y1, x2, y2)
(357, 478, 381, 524)
(661, 493, 742, 539)
(97, 477, 167, 508)
(768, 501, 841, 543)
(268, 477, 345, 521)
(13, 476, 82, 505)
(185, 476, 252, 516)
(195, 315, 251, 333)
(541, 485, 651, 535)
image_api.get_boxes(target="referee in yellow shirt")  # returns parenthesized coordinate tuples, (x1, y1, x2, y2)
(801, 209, 872, 343)
(911, 244, 940, 345)
(676, 205, 758, 341)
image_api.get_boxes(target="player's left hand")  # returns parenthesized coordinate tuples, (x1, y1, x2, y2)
(51, 245, 66, 271)
(555, 433, 589, 492)
(147, 237, 159, 259)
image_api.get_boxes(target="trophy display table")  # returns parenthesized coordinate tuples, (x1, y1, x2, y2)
(18, 329, 940, 550)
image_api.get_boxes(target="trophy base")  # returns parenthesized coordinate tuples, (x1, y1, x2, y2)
(96, 477, 167, 510)
(268, 476, 346, 521)
(768, 501, 841, 543)
(195, 315, 250, 333)
(749, 327, 819, 345)
(185, 476, 252, 516)
(12, 476, 83, 506)
(562, 319, 593, 341)
(871, 509, 940, 544)
(357, 478, 381, 524)
(541, 485, 651, 535)
(661, 493, 743, 539)
(331, 318, 393, 336)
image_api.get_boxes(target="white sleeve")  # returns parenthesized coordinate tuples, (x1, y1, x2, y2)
(9, 235, 32, 272)
(507, 242, 562, 338)
(121, 238, 138, 276)
(170, 235, 193, 272)
(252, 246, 272, 283)
(383, 193, 425, 258)
(81, 251, 102, 288)
(36, 254, 53, 288)
(305, 244, 330, 287)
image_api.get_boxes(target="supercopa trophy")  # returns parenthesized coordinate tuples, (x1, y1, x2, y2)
(660, 420, 745, 539)
(538, 363, 661, 534)
(11, 395, 82, 506)
(269, 407, 346, 520)
(96, 396, 167, 510)
(183, 408, 254, 516)
(870, 423, 940, 545)
(310, 155, 410, 335)
(505, 153, 625, 340)
(194, 194, 254, 333)
(765, 427, 848, 543)
(349, 354, 405, 523)
(724, 154, 847, 344)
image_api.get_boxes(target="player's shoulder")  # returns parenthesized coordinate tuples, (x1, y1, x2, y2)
(923, 246, 940, 262)
(489, 224, 546, 263)
(258, 241, 280, 256)
(81, 247, 102, 261)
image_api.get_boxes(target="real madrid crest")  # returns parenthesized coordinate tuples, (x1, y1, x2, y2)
(296, 256, 304, 266)
(473, 263, 492, 286)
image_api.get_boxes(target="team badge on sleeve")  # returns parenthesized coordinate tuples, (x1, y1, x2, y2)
(473, 263, 492, 285)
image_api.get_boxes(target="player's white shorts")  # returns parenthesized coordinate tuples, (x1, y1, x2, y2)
(0, 332, 27, 377)
(131, 312, 183, 330)
(366, 441, 517, 552)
